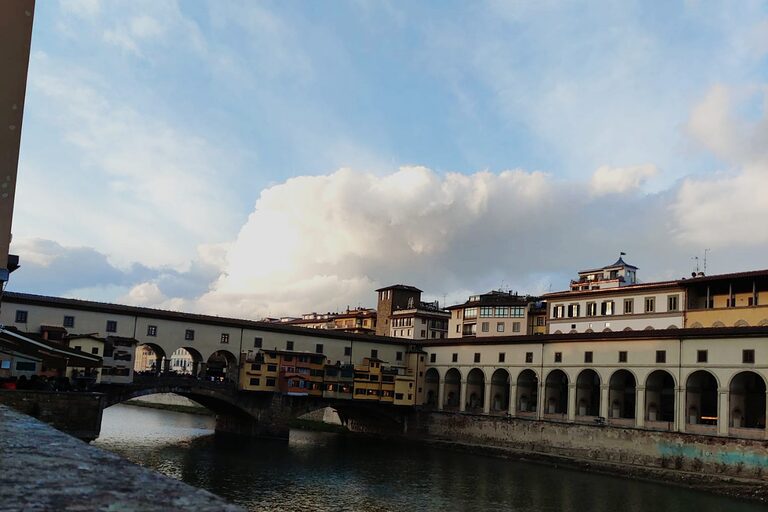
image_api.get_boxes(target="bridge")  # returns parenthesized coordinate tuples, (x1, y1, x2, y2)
(97, 375, 415, 439)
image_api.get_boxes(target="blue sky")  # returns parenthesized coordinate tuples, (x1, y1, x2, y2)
(9, 0, 768, 317)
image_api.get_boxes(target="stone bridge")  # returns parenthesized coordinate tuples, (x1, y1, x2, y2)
(98, 376, 415, 439)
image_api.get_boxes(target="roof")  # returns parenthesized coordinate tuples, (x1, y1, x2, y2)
(543, 280, 680, 299)
(578, 256, 638, 274)
(677, 268, 768, 286)
(375, 284, 423, 293)
(446, 291, 535, 310)
(2, 291, 411, 346)
(0, 327, 102, 367)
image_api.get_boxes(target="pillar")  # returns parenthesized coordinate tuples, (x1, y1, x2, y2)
(567, 383, 577, 421)
(508, 382, 517, 416)
(459, 379, 467, 412)
(536, 380, 545, 419)
(483, 381, 492, 414)
(599, 384, 609, 419)
(199, 362, 207, 379)
(718, 388, 729, 436)
(437, 379, 445, 411)
(191, 361, 200, 378)
(162, 358, 170, 374)
(676, 387, 686, 432)
(635, 386, 646, 428)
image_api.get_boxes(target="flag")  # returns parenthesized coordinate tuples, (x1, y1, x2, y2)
(620, 251, 626, 256)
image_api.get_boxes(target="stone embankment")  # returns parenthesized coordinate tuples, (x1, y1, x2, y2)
(0, 405, 242, 511)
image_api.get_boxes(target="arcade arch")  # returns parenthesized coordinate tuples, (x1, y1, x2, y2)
(466, 368, 485, 411)
(424, 368, 440, 408)
(729, 371, 766, 430)
(516, 369, 538, 415)
(490, 369, 510, 413)
(608, 370, 636, 422)
(645, 370, 675, 424)
(544, 370, 568, 416)
(444, 368, 461, 409)
(575, 369, 600, 418)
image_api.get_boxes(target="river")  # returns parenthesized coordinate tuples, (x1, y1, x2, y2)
(94, 404, 764, 511)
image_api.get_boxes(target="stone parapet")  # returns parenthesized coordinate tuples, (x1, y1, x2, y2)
(0, 390, 105, 441)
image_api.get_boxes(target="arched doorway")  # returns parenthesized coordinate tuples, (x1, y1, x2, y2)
(609, 370, 636, 424)
(444, 368, 461, 409)
(490, 369, 510, 413)
(645, 370, 675, 427)
(686, 370, 718, 431)
(544, 370, 568, 417)
(168, 347, 203, 377)
(424, 368, 440, 408)
(575, 369, 600, 418)
(516, 369, 538, 416)
(206, 350, 238, 383)
(134, 343, 166, 376)
(466, 368, 485, 412)
(729, 371, 766, 434)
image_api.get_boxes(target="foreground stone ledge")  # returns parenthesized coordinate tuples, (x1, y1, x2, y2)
(0, 406, 243, 511)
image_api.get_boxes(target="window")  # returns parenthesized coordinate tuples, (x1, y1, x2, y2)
(396, 351, 403, 361)
(456, 325, 461, 333)
(371, 349, 378, 358)
(316, 343, 324, 354)
(430, 353, 436, 363)
(15, 310, 27, 323)
(553, 305, 565, 319)
(266, 378, 276, 387)
(644, 297, 655, 313)
(481, 322, 490, 332)
(667, 295, 679, 312)
(185, 329, 195, 341)
(499, 352, 505, 363)
(15, 361, 35, 371)
(623, 299, 633, 314)
(249, 378, 260, 386)
(106, 320, 117, 333)
(584, 351, 593, 363)
(743, 349, 755, 364)
(495, 307, 509, 317)
(600, 301, 614, 316)
(91, 347, 99, 355)
(554, 352, 562, 363)
(526, 352, 534, 363)
(0, 360, 9, 369)
(267, 364, 277, 372)
(286, 340, 294, 350)
(496, 322, 505, 333)
(512, 322, 521, 333)
(421, 330, 426, 337)
(464, 308, 478, 319)
(656, 350, 666, 363)
(147, 325, 157, 337)
(250, 363, 260, 371)
(254, 337, 263, 348)
(474, 353, 481, 363)
(74, 346, 82, 351)
(480, 307, 494, 317)
(567, 304, 580, 318)
(220, 333, 230, 344)
(586, 303, 597, 317)
(63, 315, 75, 328)
(697, 350, 708, 363)
(344, 346, 351, 356)
(452, 353, 458, 363)
(618, 351, 627, 363)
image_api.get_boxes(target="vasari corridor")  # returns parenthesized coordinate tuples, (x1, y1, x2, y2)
(2, 1, 768, 511)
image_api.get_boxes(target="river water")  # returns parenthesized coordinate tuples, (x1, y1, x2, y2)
(95, 404, 764, 511)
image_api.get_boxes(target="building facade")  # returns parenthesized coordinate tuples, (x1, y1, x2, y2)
(447, 291, 543, 338)
(376, 284, 450, 340)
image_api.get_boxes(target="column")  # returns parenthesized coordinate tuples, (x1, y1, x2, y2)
(718, 388, 729, 436)
(191, 361, 200, 378)
(483, 381, 492, 414)
(459, 379, 467, 412)
(508, 382, 517, 416)
(437, 379, 445, 411)
(199, 362, 207, 380)
(676, 387, 686, 432)
(599, 384, 609, 419)
(567, 383, 577, 421)
(536, 380, 545, 420)
(635, 386, 646, 428)
(162, 358, 170, 374)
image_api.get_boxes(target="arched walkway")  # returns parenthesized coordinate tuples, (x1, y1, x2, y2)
(645, 370, 675, 426)
(544, 370, 568, 417)
(444, 368, 461, 409)
(168, 347, 203, 376)
(466, 368, 485, 411)
(729, 371, 766, 432)
(575, 369, 600, 418)
(490, 369, 510, 413)
(424, 368, 439, 408)
(686, 370, 718, 431)
(134, 343, 167, 375)
(609, 370, 636, 424)
(516, 369, 538, 416)
(207, 350, 238, 383)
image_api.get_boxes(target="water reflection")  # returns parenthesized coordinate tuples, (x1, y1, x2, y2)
(96, 405, 763, 512)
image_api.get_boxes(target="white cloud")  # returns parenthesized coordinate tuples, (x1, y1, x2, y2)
(60, 0, 101, 19)
(590, 164, 658, 196)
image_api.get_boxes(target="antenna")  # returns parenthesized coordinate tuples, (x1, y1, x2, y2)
(703, 249, 709, 274)
(691, 256, 700, 273)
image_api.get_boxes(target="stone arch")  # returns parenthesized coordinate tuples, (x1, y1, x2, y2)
(134, 343, 167, 375)
(490, 368, 510, 412)
(575, 369, 600, 417)
(544, 369, 569, 416)
(585, 328, 594, 333)
(734, 319, 749, 327)
(602, 327, 612, 332)
(609, 369, 636, 421)
(554, 330, 563, 334)
(685, 370, 719, 427)
(689, 322, 703, 328)
(712, 321, 725, 328)
(666, 324, 678, 329)
(644, 326, 654, 330)
(759, 319, 768, 327)
(729, 371, 766, 430)
(645, 370, 675, 423)
(444, 368, 461, 409)
(516, 369, 538, 415)
(206, 350, 238, 383)
(424, 368, 439, 408)
(167, 346, 203, 376)
(466, 368, 485, 411)
(622, 327, 633, 331)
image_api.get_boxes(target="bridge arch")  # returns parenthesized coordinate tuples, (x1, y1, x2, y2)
(206, 350, 238, 383)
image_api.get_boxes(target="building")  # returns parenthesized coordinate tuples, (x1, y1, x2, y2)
(680, 269, 768, 328)
(267, 308, 377, 334)
(65, 335, 136, 384)
(376, 284, 449, 339)
(169, 347, 194, 374)
(447, 290, 542, 338)
(544, 257, 685, 334)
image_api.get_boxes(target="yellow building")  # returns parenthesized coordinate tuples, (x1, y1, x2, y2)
(353, 357, 383, 401)
(682, 269, 768, 328)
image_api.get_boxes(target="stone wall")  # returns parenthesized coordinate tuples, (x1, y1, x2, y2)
(415, 411, 768, 482)
(0, 390, 105, 441)
(0, 406, 242, 511)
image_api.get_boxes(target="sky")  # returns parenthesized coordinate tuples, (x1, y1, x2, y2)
(8, 0, 768, 319)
